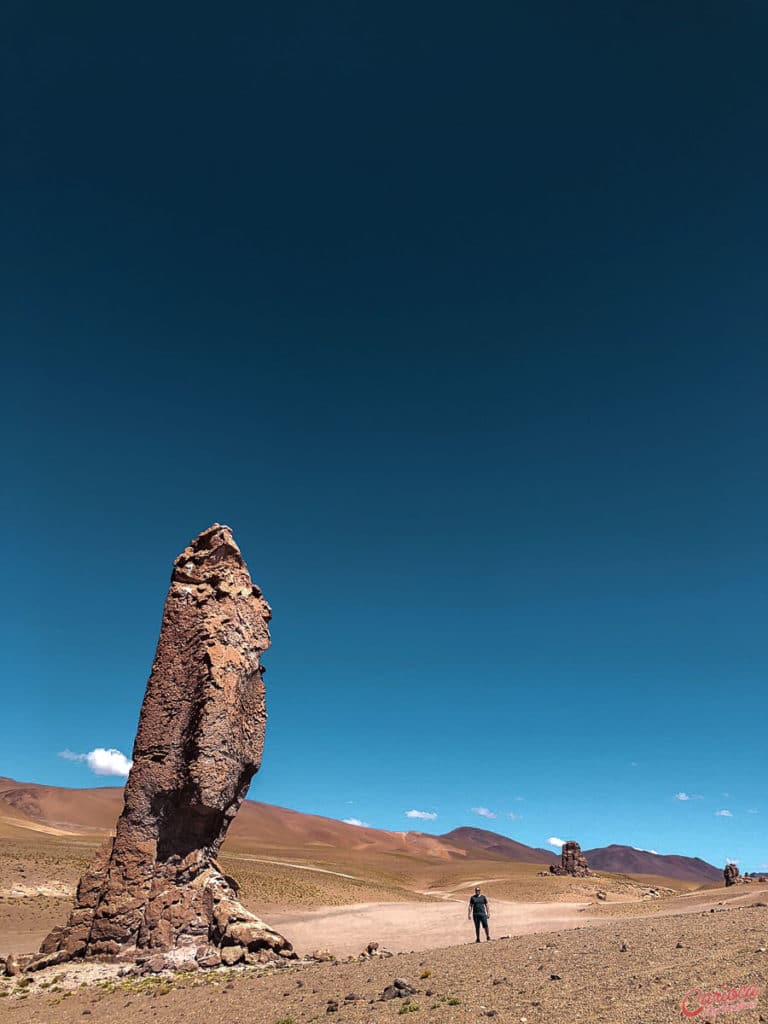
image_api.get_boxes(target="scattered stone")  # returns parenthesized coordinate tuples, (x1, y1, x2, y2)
(326, 999, 339, 1013)
(596, 890, 607, 901)
(195, 946, 221, 969)
(381, 978, 417, 1000)
(220, 946, 244, 966)
(4, 954, 21, 977)
(549, 841, 590, 877)
(311, 950, 336, 962)
(31, 526, 294, 969)
(676, 941, 684, 949)
(550, 974, 562, 981)
(619, 942, 629, 952)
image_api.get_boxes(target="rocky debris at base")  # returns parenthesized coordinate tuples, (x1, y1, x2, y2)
(3, 954, 21, 977)
(3, 953, 34, 977)
(309, 950, 337, 963)
(358, 941, 393, 960)
(549, 841, 590, 877)
(29, 525, 294, 972)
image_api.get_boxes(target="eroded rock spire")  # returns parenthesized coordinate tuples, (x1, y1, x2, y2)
(36, 524, 294, 969)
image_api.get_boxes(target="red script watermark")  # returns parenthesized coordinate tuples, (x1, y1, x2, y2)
(680, 982, 761, 1017)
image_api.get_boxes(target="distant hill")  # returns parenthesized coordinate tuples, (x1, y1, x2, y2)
(440, 826, 557, 864)
(0, 777, 470, 861)
(0, 777, 721, 883)
(439, 829, 720, 884)
(583, 844, 722, 883)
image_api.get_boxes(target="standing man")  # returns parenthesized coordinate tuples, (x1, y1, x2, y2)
(467, 885, 491, 942)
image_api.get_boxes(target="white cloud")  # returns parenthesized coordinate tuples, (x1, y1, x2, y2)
(507, 812, 523, 821)
(343, 818, 371, 828)
(747, 808, 759, 814)
(715, 809, 733, 817)
(632, 846, 659, 855)
(86, 748, 133, 776)
(629, 761, 639, 767)
(59, 747, 132, 777)
(405, 809, 438, 821)
(725, 858, 739, 865)
(674, 792, 690, 801)
(547, 837, 565, 848)
(471, 807, 497, 820)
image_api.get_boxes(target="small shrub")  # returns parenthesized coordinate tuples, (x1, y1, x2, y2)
(399, 1001, 420, 1014)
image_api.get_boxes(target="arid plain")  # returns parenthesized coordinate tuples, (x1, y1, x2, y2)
(1, 777, 766, 1024)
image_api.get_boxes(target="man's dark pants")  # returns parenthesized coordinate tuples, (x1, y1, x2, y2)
(473, 914, 489, 940)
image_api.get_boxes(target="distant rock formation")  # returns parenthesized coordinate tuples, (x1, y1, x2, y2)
(550, 841, 590, 877)
(723, 862, 740, 887)
(34, 524, 295, 970)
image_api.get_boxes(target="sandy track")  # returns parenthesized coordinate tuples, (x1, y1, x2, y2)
(269, 898, 594, 955)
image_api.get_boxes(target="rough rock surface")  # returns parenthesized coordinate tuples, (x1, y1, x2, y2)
(34, 524, 294, 968)
(549, 841, 590, 877)
(723, 862, 740, 887)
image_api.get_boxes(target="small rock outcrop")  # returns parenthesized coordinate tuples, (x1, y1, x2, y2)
(724, 862, 740, 887)
(381, 978, 417, 1000)
(549, 841, 590, 877)
(34, 524, 295, 969)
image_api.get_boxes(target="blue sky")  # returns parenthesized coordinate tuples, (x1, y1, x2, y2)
(1, 1, 766, 872)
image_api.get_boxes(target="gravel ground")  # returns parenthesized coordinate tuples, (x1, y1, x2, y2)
(2, 901, 766, 1024)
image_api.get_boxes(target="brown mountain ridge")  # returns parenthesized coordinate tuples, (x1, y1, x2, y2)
(0, 777, 721, 883)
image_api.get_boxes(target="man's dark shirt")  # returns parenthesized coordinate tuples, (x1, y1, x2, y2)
(469, 894, 488, 918)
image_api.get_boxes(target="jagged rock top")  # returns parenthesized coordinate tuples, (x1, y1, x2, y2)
(170, 523, 271, 616)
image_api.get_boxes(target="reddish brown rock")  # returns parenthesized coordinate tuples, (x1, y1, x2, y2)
(4, 953, 21, 977)
(549, 840, 590, 877)
(724, 862, 740, 887)
(35, 524, 294, 967)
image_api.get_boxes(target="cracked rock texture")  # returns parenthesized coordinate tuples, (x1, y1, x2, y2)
(549, 840, 590, 877)
(35, 524, 295, 969)
(723, 862, 739, 887)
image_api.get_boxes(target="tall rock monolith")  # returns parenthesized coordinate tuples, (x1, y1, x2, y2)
(723, 862, 739, 887)
(549, 840, 590, 877)
(35, 524, 295, 969)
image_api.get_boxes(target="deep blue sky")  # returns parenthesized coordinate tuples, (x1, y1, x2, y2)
(1, 1, 766, 871)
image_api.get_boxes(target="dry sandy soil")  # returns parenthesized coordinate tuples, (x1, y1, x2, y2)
(1, 787, 766, 1023)
(1, 897, 766, 1024)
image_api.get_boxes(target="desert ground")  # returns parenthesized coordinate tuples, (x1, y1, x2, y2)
(1, 781, 766, 1023)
